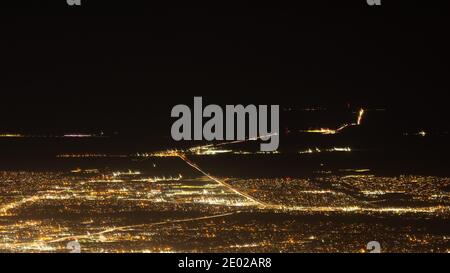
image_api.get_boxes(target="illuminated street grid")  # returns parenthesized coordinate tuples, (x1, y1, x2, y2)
(1, 164, 449, 252)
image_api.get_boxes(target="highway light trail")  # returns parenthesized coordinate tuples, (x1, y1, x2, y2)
(146, 134, 279, 208)
(45, 211, 240, 244)
(357, 108, 365, 125)
(188, 133, 278, 153)
(177, 153, 270, 208)
(175, 134, 281, 208)
(301, 108, 365, 135)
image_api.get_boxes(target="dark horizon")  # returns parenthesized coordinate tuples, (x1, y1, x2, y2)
(1, 2, 449, 133)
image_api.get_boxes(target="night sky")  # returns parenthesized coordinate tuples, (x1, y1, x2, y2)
(1, 1, 449, 133)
